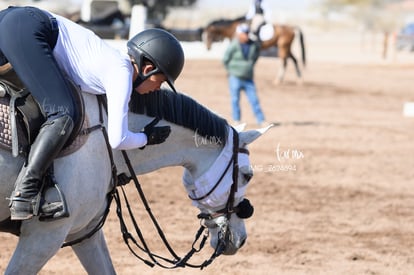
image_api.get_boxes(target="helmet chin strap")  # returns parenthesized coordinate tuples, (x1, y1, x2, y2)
(132, 74, 145, 89)
(132, 62, 161, 90)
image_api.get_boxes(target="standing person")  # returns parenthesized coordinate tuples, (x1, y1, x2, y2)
(0, 6, 185, 220)
(245, 0, 272, 41)
(223, 23, 266, 126)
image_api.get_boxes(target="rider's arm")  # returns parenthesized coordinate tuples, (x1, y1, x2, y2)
(104, 61, 148, 150)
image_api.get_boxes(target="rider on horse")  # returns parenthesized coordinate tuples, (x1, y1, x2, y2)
(0, 6, 184, 220)
(245, 0, 272, 41)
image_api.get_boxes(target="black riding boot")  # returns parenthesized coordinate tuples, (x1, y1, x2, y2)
(9, 115, 74, 220)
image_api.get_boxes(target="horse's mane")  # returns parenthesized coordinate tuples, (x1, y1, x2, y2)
(207, 15, 246, 27)
(129, 89, 228, 145)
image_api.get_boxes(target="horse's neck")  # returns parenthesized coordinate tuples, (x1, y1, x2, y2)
(122, 113, 223, 179)
(82, 99, 224, 181)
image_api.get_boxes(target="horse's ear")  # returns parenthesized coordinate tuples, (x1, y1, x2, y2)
(233, 123, 247, 132)
(239, 124, 274, 146)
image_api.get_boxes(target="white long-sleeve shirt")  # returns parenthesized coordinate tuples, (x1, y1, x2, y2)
(245, 0, 273, 22)
(51, 13, 147, 150)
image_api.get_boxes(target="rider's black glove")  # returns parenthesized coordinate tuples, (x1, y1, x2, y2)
(142, 119, 171, 146)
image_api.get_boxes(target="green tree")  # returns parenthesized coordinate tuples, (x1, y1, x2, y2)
(130, 0, 198, 24)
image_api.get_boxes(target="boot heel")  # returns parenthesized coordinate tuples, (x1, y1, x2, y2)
(10, 199, 34, 220)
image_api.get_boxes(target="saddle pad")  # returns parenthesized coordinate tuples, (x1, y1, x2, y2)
(259, 23, 274, 42)
(0, 96, 12, 148)
(0, 95, 89, 158)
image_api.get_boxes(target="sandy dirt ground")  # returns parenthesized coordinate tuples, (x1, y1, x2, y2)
(1, 30, 414, 275)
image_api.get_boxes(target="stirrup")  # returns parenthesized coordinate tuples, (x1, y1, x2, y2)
(9, 183, 69, 221)
(38, 183, 69, 222)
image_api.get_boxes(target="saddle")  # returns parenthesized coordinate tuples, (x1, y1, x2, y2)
(0, 63, 86, 222)
(0, 63, 86, 156)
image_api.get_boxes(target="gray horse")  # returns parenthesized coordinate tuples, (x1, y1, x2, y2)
(0, 87, 271, 274)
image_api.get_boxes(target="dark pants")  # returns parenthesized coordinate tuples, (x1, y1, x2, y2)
(1, 7, 78, 220)
(0, 6, 77, 120)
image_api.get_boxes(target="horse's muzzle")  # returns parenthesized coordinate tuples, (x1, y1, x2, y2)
(222, 235, 246, 255)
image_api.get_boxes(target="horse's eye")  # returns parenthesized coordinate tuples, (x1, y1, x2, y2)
(243, 173, 253, 183)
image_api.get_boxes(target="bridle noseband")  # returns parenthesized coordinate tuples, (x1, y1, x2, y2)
(191, 127, 252, 221)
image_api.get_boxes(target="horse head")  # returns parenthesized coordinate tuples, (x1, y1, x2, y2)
(202, 21, 227, 50)
(203, 16, 246, 50)
(128, 90, 272, 258)
(185, 123, 272, 255)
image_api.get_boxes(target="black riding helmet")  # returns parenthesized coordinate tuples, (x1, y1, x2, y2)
(127, 28, 185, 93)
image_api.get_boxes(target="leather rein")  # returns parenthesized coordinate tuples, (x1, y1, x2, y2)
(114, 125, 249, 269)
(62, 95, 247, 269)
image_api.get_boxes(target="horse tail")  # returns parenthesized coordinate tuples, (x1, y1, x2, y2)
(297, 27, 306, 68)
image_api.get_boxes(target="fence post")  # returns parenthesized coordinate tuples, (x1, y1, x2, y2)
(129, 5, 147, 39)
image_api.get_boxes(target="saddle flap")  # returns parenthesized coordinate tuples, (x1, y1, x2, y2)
(15, 93, 46, 144)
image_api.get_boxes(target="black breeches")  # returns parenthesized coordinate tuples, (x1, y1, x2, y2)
(0, 6, 78, 121)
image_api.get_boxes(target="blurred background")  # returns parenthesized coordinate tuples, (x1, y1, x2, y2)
(1, 2, 414, 274)
(0, 0, 413, 62)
